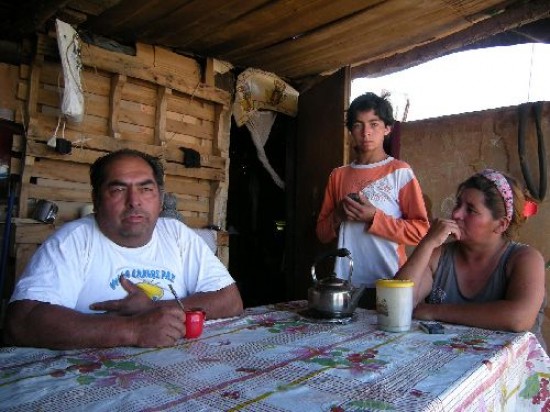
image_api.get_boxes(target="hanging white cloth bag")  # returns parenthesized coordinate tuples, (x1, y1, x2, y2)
(55, 19, 85, 123)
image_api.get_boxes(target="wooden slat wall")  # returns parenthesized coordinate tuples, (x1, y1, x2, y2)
(10, 33, 231, 274)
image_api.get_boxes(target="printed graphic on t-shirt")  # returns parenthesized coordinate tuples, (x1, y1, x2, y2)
(362, 178, 393, 203)
(110, 267, 178, 301)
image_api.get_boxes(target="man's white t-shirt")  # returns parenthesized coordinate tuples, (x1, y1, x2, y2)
(10, 216, 236, 313)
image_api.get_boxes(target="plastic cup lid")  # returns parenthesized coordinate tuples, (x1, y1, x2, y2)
(376, 279, 414, 288)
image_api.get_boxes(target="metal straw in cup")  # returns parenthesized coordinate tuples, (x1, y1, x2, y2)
(168, 284, 185, 312)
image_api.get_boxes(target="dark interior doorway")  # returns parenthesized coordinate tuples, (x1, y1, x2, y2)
(226, 116, 288, 308)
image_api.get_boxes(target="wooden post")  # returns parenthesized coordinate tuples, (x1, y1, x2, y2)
(154, 86, 170, 146)
(203, 57, 215, 87)
(18, 155, 34, 218)
(109, 74, 126, 139)
(209, 104, 230, 229)
(26, 55, 43, 122)
(19, 55, 43, 218)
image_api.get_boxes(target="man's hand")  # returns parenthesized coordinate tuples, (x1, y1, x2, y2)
(5, 299, 186, 349)
(90, 276, 155, 315)
(131, 306, 186, 347)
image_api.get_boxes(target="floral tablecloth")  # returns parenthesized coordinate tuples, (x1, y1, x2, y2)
(1, 301, 549, 411)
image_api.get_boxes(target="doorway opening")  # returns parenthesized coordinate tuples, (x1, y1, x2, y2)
(226, 115, 290, 307)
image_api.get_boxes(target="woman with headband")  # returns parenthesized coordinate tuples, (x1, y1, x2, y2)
(395, 169, 546, 346)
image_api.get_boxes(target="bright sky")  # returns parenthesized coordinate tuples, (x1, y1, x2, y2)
(351, 43, 550, 122)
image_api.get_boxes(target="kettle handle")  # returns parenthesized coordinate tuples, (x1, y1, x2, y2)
(311, 248, 353, 283)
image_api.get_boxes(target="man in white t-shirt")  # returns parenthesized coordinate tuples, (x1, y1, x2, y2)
(4, 149, 243, 349)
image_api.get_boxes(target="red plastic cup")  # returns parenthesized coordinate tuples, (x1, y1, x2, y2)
(185, 308, 206, 338)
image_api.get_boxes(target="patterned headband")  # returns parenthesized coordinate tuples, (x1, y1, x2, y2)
(477, 169, 513, 221)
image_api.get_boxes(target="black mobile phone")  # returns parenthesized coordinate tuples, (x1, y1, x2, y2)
(419, 321, 444, 334)
(347, 193, 363, 204)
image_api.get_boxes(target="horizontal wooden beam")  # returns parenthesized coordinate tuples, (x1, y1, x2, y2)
(25, 138, 225, 181)
(36, 34, 231, 107)
(27, 118, 226, 169)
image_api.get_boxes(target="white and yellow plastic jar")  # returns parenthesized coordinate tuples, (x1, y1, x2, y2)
(375, 279, 414, 332)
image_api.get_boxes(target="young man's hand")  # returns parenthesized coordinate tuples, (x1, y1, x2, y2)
(343, 193, 375, 224)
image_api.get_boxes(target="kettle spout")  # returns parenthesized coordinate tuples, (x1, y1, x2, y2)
(349, 284, 367, 310)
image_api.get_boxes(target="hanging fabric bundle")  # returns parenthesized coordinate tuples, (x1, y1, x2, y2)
(244, 110, 284, 188)
(233, 68, 299, 190)
(55, 19, 85, 123)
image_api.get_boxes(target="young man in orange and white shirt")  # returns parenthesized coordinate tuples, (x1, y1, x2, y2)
(316, 92, 429, 306)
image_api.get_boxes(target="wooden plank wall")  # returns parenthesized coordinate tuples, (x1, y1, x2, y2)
(9, 34, 231, 278)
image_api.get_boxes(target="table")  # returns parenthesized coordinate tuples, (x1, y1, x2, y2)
(1, 301, 549, 411)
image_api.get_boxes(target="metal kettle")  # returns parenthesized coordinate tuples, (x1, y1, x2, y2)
(307, 248, 366, 317)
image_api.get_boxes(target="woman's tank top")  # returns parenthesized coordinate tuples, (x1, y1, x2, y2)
(428, 241, 546, 349)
